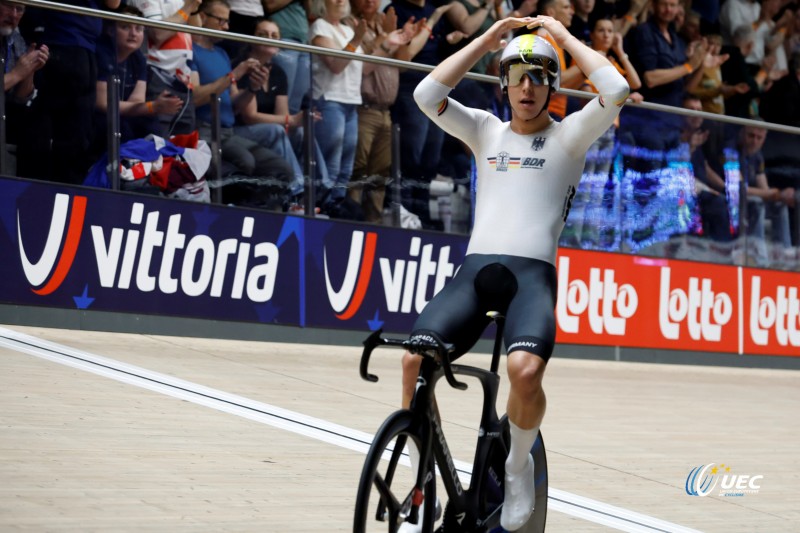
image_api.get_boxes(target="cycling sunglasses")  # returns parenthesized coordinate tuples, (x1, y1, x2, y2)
(504, 61, 556, 88)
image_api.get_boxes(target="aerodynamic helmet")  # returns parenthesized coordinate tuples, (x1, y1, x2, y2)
(499, 34, 561, 91)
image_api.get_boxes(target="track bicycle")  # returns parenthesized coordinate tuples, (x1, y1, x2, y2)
(354, 312, 548, 533)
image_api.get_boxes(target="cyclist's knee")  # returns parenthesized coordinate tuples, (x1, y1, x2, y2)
(507, 351, 546, 397)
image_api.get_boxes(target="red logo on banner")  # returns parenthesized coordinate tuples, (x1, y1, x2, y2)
(556, 255, 638, 336)
(744, 272, 800, 356)
(18, 193, 87, 295)
(658, 266, 734, 343)
(325, 230, 378, 320)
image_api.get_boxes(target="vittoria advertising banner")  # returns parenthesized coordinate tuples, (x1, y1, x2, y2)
(1, 177, 798, 356)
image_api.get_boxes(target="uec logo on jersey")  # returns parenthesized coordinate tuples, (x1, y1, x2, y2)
(324, 230, 378, 320)
(17, 193, 87, 295)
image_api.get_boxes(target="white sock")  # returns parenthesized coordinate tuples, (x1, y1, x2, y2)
(407, 440, 421, 477)
(506, 421, 538, 474)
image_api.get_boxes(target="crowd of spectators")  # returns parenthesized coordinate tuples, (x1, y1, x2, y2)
(1, 0, 799, 267)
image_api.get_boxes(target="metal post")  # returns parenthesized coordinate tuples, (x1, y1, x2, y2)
(0, 35, 7, 176)
(391, 123, 402, 227)
(739, 167, 748, 267)
(210, 94, 222, 204)
(303, 104, 316, 215)
(107, 73, 121, 190)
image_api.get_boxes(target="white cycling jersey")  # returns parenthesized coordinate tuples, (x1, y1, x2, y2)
(413, 66, 629, 265)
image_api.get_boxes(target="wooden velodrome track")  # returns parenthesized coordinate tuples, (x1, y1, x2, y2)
(1, 324, 798, 532)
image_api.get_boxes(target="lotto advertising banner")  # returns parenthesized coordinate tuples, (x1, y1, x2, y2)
(554, 251, 741, 354)
(742, 269, 800, 356)
(1, 177, 798, 356)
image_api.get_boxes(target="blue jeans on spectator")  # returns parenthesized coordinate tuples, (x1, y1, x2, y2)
(272, 44, 311, 115)
(314, 98, 358, 202)
(747, 197, 792, 263)
(235, 123, 304, 196)
(391, 89, 445, 223)
(288, 126, 329, 196)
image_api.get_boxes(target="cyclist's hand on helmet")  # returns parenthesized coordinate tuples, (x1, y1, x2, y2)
(526, 15, 572, 47)
(481, 16, 535, 52)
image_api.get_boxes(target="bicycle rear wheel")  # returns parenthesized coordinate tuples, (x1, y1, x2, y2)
(354, 410, 438, 533)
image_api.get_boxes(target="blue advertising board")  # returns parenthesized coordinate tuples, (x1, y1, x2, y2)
(0, 177, 469, 333)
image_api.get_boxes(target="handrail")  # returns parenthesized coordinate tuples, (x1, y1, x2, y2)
(13, 0, 800, 136)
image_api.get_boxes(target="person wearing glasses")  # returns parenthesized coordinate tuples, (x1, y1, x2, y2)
(403, 15, 628, 532)
(192, 0, 296, 210)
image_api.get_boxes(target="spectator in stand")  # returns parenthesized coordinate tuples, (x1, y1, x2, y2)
(569, 0, 595, 44)
(687, 33, 745, 176)
(787, 4, 800, 56)
(746, 0, 792, 77)
(678, 9, 702, 45)
(624, 0, 707, 167)
(593, 0, 648, 37)
(720, 24, 763, 118)
(760, 51, 800, 127)
(93, 7, 184, 150)
(482, 50, 510, 118)
(692, 0, 720, 35)
(681, 95, 733, 242)
(16, 0, 121, 183)
(193, 0, 296, 209)
(344, 0, 415, 223)
(537, 0, 585, 120)
(308, 0, 367, 217)
(618, 0, 706, 250)
(236, 18, 325, 209)
(127, 0, 202, 136)
(219, 0, 266, 58)
(736, 122, 795, 263)
(689, 33, 750, 115)
(439, 0, 499, 75)
(264, 0, 311, 115)
(385, 0, 453, 227)
(561, 16, 643, 248)
(1, 0, 49, 166)
(719, 0, 759, 45)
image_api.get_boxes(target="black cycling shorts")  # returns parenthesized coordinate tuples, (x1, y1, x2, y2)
(410, 254, 557, 362)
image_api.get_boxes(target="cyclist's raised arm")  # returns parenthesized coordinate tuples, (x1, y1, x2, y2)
(530, 16, 630, 155)
(424, 17, 533, 89)
(413, 18, 533, 147)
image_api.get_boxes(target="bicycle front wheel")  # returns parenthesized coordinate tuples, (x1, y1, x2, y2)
(354, 410, 437, 533)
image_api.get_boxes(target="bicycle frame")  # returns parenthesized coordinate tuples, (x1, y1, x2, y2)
(360, 319, 511, 531)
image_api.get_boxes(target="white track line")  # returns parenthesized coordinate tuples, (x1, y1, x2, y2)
(0, 326, 701, 533)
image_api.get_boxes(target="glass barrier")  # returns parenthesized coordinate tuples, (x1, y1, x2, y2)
(1, 3, 798, 273)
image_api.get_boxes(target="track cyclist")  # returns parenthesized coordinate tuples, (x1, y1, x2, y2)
(401, 15, 629, 532)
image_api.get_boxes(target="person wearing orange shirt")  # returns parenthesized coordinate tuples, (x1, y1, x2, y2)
(536, 0, 584, 119)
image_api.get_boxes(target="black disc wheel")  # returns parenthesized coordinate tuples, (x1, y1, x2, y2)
(528, 429, 548, 533)
(472, 417, 548, 533)
(354, 410, 438, 533)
